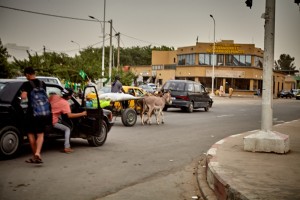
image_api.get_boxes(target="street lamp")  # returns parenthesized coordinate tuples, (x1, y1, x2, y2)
(89, 2, 106, 87)
(71, 40, 81, 54)
(210, 14, 216, 96)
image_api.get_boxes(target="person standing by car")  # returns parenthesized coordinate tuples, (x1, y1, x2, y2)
(21, 67, 51, 164)
(49, 88, 87, 153)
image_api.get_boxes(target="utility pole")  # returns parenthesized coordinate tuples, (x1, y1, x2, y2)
(108, 19, 113, 86)
(244, 0, 289, 154)
(115, 32, 120, 70)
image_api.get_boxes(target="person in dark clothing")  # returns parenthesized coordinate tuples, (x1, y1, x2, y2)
(111, 75, 125, 93)
(111, 75, 127, 108)
(21, 67, 49, 164)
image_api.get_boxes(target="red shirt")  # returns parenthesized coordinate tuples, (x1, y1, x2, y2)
(49, 94, 71, 124)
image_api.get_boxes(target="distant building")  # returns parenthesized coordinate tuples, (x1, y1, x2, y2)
(130, 40, 287, 97)
(4, 43, 29, 62)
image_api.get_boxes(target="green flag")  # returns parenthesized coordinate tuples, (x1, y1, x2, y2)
(79, 70, 87, 79)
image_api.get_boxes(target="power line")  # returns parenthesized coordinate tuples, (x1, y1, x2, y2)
(0, 5, 170, 52)
(0, 5, 96, 22)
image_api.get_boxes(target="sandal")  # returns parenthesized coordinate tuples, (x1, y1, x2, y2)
(25, 158, 36, 164)
(34, 155, 43, 164)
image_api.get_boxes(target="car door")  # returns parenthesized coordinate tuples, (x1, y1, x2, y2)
(193, 83, 202, 108)
(200, 84, 210, 107)
(186, 82, 196, 104)
(80, 85, 103, 136)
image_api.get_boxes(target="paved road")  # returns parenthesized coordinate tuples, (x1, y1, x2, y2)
(0, 97, 299, 200)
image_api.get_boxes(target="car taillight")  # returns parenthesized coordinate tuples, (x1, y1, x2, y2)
(176, 96, 190, 101)
(107, 112, 113, 121)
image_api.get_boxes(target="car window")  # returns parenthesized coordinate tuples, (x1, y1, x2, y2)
(200, 85, 206, 93)
(46, 86, 62, 96)
(187, 83, 194, 92)
(194, 84, 201, 93)
(0, 83, 6, 91)
(135, 89, 144, 97)
(128, 89, 135, 96)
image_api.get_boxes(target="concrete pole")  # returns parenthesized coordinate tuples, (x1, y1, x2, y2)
(115, 32, 120, 70)
(244, 0, 289, 154)
(108, 20, 113, 86)
(210, 15, 215, 96)
(101, 0, 106, 87)
(261, 0, 275, 131)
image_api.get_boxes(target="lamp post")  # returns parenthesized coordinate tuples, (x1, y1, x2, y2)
(71, 40, 81, 54)
(210, 14, 215, 96)
(89, 1, 106, 87)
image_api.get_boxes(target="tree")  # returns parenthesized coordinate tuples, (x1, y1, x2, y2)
(0, 39, 12, 78)
(274, 54, 297, 74)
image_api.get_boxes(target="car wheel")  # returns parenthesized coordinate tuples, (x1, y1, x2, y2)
(204, 105, 209, 112)
(88, 120, 108, 147)
(187, 103, 194, 113)
(209, 100, 213, 108)
(121, 108, 137, 127)
(0, 126, 21, 159)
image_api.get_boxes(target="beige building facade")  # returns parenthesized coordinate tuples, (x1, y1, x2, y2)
(131, 40, 287, 97)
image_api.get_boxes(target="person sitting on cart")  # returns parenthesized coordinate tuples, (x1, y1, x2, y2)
(111, 75, 128, 108)
(111, 75, 125, 93)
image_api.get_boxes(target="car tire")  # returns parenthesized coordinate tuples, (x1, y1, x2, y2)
(0, 126, 21, 159)
(88, 120, 108, 147)
(204, 106, 209, 112)
(187, 102, 194, 113)
(121, 108, 137, 127)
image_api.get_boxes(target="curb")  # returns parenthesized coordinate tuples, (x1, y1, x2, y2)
(205, 134, 248, 200)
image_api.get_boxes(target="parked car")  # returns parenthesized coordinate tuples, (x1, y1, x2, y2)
(0, 79, 113, 159)
(160, 80, 213, 112)
(139, 84, 155, 94)
(147, 83, 157, 91)
(291, 89, 300, 97)
(277, 90, 293, 98)
(296, 92, 300, 100)
(17, 76, 62, 86)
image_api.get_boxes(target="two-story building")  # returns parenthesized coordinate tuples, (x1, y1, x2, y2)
(130, 40, 287, 97)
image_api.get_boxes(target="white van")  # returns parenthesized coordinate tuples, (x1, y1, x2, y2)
(17, 76, 62, 86)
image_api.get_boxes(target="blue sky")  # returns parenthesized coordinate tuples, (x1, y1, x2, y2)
(0, 0, 299, 69)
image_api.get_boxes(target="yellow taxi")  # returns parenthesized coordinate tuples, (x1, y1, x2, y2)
(86, 86, 147, 110)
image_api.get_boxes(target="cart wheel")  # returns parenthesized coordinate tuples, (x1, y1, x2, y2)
(121, 108, 137, 127)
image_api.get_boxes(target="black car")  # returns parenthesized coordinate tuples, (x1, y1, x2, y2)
(160, 80, 213, 113)
(0, 79, 114, 159)
(277, 90, 293, 98)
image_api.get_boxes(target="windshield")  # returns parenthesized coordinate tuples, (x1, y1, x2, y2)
(163, 82, 185, 91)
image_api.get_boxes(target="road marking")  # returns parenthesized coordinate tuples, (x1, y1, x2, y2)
(217, 114, 233, 118)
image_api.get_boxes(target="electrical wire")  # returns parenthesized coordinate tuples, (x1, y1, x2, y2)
(0, 5, 170, 52)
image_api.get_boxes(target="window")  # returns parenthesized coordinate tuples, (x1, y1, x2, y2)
(178, 54, 195, 65)
(200, 85, 206, 93)
(245, 55, 251, 66)
(187, 83, 194, 92)
(199, 53, 215, 65)
(194, 84, 201, 93)
(225, 55, 234, 66)
(217, 55, 224, 66)
(254, 56, 263, 68)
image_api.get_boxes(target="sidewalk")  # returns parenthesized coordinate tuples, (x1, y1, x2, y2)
(199, 119, 300, 200)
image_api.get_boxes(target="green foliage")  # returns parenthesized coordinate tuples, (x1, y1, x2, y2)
(0, 39, 13, 78)
(275, 54, 296, 74)
(1, 37, 173, 83)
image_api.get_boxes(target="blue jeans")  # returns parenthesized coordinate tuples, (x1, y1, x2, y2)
(53, 123, 71, 148)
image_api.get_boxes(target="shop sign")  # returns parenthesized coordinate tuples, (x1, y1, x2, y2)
(206, 44, 244, 54)
(206, 69, 245, 78)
